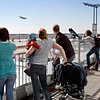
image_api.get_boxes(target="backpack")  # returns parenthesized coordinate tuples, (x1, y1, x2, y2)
(95, 36, 100, 47)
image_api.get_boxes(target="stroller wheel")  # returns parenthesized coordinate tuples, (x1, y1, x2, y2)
(78, 89, 85, 99)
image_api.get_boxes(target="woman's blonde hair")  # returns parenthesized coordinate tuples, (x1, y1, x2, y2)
(38, 28, 48, 39)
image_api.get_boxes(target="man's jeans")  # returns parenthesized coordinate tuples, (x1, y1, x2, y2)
(0, 74, 16, 100)
(87, 46, 100, 70)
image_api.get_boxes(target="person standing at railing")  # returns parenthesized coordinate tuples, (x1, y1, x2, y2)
(52, 24, 75, 89)
(0, 28, 17, 100)
(94, 34, 100, 71)
(83, 30, 100, 71)
(26, 28, 67, 100)
(53, 24, 75, 62)
(82, 30, 95, 49)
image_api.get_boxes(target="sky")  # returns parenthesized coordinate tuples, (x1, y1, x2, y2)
(0, 0, 100, 34)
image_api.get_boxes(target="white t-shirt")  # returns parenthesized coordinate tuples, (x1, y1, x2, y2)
(83, 36, 95, 49)
(31, 38, 55, 65)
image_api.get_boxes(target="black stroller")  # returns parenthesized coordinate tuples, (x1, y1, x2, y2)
(53, 62, 87, 100)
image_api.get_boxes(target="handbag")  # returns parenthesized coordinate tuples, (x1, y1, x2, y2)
(24, 67, 31, 76)
(24, 47, 36, 76)
(24, 63, 31, 77)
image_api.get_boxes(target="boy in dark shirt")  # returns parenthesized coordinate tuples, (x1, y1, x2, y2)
(53, 24, 75, 89)
(53, 24, 75, 62)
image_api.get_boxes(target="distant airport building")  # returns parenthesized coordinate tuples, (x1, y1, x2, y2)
(9, 33, 87, 41)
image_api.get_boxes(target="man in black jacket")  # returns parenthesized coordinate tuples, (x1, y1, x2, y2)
(53, 24, 75, 62)
(53, 24, 75, 89)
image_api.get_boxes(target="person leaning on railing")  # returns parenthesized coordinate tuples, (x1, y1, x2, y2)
(26, 28, 67, 100)
(0, 27, 17, 100)
(84, 31, 100, 71)
(90, 33, 100, 71)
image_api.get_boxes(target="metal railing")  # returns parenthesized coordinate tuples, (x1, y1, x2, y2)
(13, 52, 31, 88)
(10, 39, 100, 100)
(13, 39, 99, 89)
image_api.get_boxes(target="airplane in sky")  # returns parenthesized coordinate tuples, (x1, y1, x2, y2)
(19, 16, 27, 19)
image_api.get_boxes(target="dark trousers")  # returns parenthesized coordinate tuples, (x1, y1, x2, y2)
(87, 46, 100, 70)
(30, 64, 52, 100)
(53, 58, 60, 80)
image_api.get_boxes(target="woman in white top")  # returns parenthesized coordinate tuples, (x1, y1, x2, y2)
(83, 30, 100, 71)
(83, 30, 95, 49)
(26, 28, 67, 100)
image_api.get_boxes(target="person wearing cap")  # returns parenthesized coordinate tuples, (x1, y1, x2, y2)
(25, 33, 40, 76)
(26, 28, 67, 100)
(25, 33, 40, 64)
(26, 33, 40, 50)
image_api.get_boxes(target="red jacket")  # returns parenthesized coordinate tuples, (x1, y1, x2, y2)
(25, 40, 40, 50)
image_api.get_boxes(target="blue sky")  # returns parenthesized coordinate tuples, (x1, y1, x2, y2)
(0, 0, 100, 34)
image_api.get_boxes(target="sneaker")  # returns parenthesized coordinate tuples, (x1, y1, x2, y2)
(55, 84, 61, 89)
(90, 67, 96, 70)
(55, 84, 64, 90)
(59, 86, 64, 90)
(87, 70, 94, 75)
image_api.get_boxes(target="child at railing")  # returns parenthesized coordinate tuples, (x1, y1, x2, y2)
(26, 33, 40, 50)
(24, 33, 40, 76)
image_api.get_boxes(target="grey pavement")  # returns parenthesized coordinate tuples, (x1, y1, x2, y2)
(21, 67, 100, 100)
(63, 68, 100, 100)
(84, 67, 100, 100)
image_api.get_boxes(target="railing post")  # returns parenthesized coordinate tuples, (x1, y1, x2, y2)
(78, 40, 81, 63)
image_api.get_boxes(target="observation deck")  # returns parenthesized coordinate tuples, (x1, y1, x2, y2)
(3, 39, 100, 100)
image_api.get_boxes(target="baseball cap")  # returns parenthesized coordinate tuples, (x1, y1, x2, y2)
(28, 33, 36, 41)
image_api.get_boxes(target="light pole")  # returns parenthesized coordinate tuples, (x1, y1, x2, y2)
(83, 2, 100, 35)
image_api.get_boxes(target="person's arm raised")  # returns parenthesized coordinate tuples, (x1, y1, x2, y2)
(53, 42, 67, 63)
(25, 46, 36, 57)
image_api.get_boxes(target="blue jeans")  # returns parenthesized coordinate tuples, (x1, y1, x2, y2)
(30, 64, 52, 100)
(87, 46, 100, 70)
(0, 74, 16, 100)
